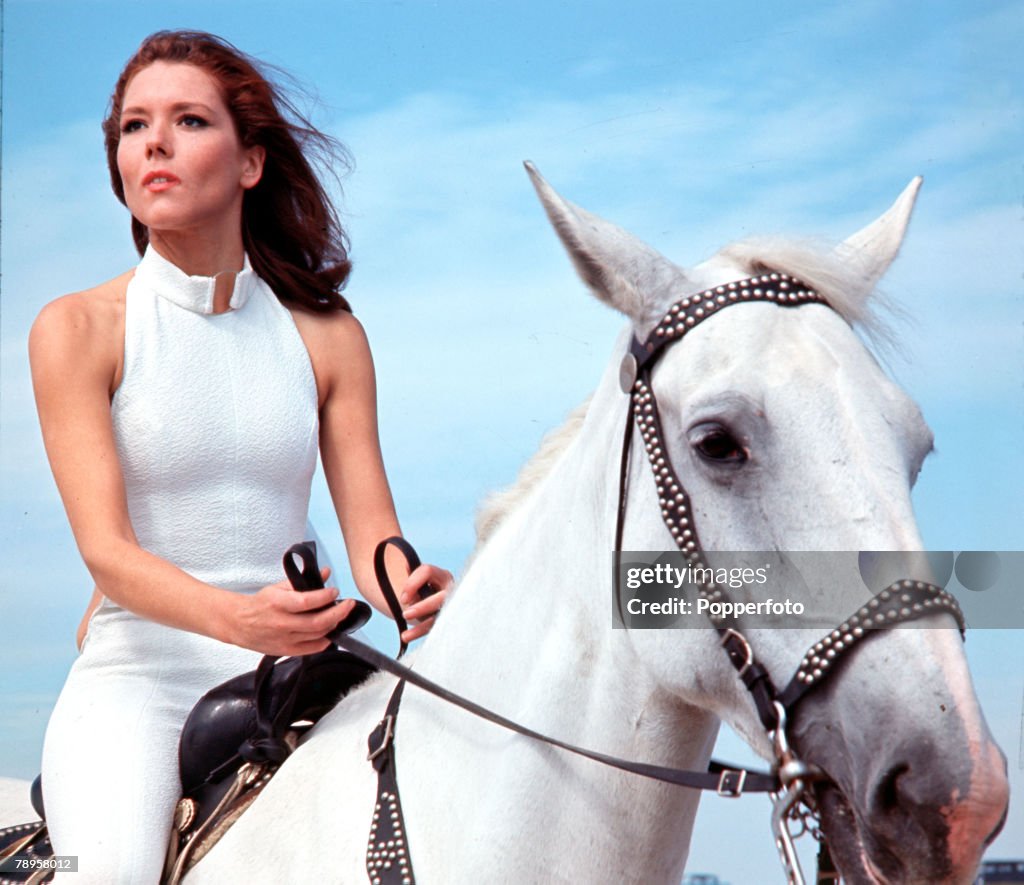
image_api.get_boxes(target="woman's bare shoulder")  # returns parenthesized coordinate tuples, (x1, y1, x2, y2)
(34, 270, 133, 326)
(288, 304, 371, 365)
(30, 270, 134, 365)
(288, 301, 366, 341)
(287, 305, 372, 405)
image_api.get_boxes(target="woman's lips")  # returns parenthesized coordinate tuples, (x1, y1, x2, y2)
(142, 171, 180, 192)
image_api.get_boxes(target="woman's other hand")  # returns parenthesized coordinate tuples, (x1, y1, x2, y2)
(399, 564, 453, 643)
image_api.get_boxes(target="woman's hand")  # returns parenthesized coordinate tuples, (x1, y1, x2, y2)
(399, 563, 453, 643)
(229, 567, 358, 656)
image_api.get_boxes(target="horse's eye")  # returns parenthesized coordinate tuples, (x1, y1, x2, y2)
(692, 424, 747, 464)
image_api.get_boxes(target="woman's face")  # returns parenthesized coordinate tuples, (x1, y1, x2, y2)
(116, 61, 264, 247)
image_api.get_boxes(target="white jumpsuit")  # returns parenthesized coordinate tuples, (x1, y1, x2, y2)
(40, 246, 320, 883)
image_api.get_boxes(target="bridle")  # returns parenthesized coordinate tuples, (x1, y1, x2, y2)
(612, 270, 966, 882)
(338, 271, 966, 885)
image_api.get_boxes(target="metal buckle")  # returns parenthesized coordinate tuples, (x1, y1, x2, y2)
(367, 715, 395, 762)
(716, 768, 747, 797)
(720, 628, 753, 678)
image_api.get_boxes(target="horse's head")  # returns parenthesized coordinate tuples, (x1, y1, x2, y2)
(527, 164, 1008, 883)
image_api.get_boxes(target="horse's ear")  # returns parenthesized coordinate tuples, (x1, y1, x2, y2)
(837, 177, 922, 292)
(524, 162, 689, 324)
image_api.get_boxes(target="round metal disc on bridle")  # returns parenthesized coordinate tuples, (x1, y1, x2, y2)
(619, 352, 637, 393)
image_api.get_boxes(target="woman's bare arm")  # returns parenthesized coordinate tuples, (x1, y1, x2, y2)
(31, 280, 351, 656)
(293, 308, 451, 641)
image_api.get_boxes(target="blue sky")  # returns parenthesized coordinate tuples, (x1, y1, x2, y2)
(1, 1, 1021, 879)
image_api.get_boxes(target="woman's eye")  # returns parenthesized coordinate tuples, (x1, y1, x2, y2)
(180, 115, 208, 128)
(692, 425, 747, 464)
(120, 119, 145, 134)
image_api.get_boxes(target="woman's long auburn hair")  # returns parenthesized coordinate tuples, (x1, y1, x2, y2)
(103, 30, 352, 312)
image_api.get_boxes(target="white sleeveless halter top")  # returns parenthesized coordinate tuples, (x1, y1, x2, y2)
(110, 246, 319, 595)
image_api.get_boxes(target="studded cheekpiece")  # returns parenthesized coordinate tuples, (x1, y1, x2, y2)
(623, 274, 828, 622)
(616, 272, 966, 728)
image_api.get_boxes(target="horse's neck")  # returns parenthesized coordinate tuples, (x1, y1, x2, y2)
(401, 377, 719, 880)
(412, 374, 624, 698)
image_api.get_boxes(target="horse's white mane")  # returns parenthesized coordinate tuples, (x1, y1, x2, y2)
(471, 237, 896, 550)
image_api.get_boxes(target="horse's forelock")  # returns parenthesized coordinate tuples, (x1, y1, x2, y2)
(715, 236, 900, 347)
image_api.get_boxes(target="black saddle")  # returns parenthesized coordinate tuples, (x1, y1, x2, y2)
(179, 637, 375, 794)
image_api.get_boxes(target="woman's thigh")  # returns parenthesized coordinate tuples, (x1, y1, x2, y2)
(41, 608, 260, 884)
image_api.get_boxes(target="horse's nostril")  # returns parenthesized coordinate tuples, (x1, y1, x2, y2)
(875, 762, 910, 813)
(983, 799, 1009, 847)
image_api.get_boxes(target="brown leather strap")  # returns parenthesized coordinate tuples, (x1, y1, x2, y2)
(362, 538, 423, 884)
(340, 632, 780, 795)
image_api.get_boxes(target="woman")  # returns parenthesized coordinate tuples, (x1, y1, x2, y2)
(30, 30, 451, 883)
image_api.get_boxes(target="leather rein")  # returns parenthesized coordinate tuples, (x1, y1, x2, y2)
(334, 272, 965, 885)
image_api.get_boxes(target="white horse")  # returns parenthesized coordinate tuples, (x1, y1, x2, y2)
(5, 167, 1009, 884)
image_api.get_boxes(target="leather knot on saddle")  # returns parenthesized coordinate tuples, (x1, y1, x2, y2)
(178, 639, 375, 794)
